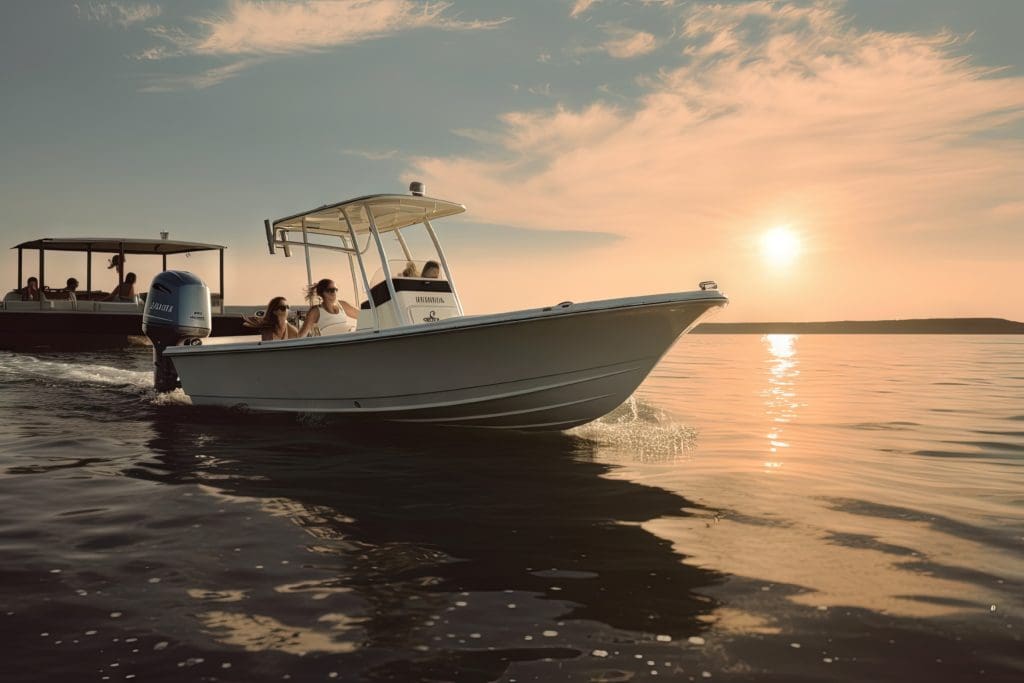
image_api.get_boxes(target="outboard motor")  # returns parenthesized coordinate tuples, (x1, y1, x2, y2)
(142, 271, 211, 392)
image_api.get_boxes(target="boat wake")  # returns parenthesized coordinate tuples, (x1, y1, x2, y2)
(0, 352, 151, 390)
(571, 395, 697, 462)
(147, 388, 193, 406)
(0, 351, 196, 407)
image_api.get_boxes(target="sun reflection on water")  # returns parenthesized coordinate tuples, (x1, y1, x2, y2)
(762, 334, 800, 472)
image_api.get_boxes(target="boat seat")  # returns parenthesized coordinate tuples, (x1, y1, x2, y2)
(92, 301, 142, 312)
(4, 300, 53, 311)
(50, 300, 79, 311)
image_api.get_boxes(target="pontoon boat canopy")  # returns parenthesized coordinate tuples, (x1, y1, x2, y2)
(272, 194, 465, 237)
(13, 238, 225, 254)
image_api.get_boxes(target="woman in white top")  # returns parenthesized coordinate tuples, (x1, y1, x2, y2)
(298, 278, 360, 337)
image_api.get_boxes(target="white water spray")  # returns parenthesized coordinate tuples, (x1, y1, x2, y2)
(571, 395, 697, 462)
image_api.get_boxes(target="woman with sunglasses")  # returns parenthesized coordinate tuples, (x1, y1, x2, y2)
(298, 278, 360, 337)
(243, 296, 300, 341)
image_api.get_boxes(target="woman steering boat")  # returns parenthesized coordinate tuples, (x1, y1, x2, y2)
(298, 278, 360, 337)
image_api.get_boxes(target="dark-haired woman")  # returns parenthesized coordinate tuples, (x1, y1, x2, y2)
(421, 260, 441, 278)
(298, 279, 359, 337)
(106, 272, 137, 302)
(244, 296, 300, 341)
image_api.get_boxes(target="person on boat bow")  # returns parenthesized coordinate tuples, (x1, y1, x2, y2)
(298, 279, 360, 337)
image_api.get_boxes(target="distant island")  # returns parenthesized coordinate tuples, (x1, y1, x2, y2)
(693, 317, 1024, 334)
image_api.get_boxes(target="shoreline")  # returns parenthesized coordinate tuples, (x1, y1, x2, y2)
(693, 317, 1024, 334)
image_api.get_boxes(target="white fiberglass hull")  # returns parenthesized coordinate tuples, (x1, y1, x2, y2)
(164, 291, 727, 430)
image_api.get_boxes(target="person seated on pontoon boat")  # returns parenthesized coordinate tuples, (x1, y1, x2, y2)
(106, 272, 137, 302)
(20, 277, 41, 301)
(298, 279, 360, 337)
(400, 261, 420, 277)
(421, 261, 441, 279)
(64, 278, 79, 305)
(243, 296, 300, 341)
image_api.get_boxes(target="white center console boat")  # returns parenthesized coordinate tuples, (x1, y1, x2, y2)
(147, 184, 727, 430)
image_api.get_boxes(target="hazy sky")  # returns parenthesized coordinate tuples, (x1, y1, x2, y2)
(2, 0, 1022, 321)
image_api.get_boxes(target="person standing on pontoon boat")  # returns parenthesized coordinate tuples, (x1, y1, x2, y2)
(108, 253, 125, 277)
(243, 297, 300, 341)
(298, 279, 360, 337)
(108, 254, 126, 296)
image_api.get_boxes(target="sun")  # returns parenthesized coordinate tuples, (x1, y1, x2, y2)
(761, 226, 801, 267)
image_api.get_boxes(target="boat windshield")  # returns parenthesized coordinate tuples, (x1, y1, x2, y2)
(369, 259, 448, 287)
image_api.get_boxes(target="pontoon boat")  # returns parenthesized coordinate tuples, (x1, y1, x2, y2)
(2, 238, 251, 350)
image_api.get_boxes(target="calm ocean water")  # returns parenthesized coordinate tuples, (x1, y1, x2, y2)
(0, 335, 1021, 682)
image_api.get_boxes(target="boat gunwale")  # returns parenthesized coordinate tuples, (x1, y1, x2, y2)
(164, 289, 728, 359)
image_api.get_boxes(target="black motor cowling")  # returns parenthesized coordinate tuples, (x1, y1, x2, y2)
(142, 271, 211, 392)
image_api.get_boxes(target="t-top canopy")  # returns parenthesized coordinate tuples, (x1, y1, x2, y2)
(13, 238, 225, 255)
(271, 194, 465, 237)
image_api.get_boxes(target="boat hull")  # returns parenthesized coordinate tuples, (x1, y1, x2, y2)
(166, 292, 727, 430)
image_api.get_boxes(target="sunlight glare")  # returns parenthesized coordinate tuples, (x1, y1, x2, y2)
(761, 226, 801, 267)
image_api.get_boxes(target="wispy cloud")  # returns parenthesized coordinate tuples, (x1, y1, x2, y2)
(343, 148, 400, 161)
(145, 0, 507, 58)
(570, 0, 600, 19)
(137, 58, 267, 92)
(76, 1, 161, 28)
(571, 0, 675, 20)
(409, 1, 1024, 317)
(126, 0, 507, 90)
(600, 26, 657, 59)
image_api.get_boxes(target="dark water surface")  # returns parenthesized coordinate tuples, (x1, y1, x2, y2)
(1, 335, 1021, 682)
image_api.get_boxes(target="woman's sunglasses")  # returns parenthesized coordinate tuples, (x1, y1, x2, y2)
(275, 305, 289, 312)
(324, 288, 338, 294)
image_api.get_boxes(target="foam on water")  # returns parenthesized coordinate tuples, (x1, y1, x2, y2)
(0, 351, 191, 408)
(1, 352, 151, 390)
(571, 395, 697, 462)
(148, 388, 193, 406)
